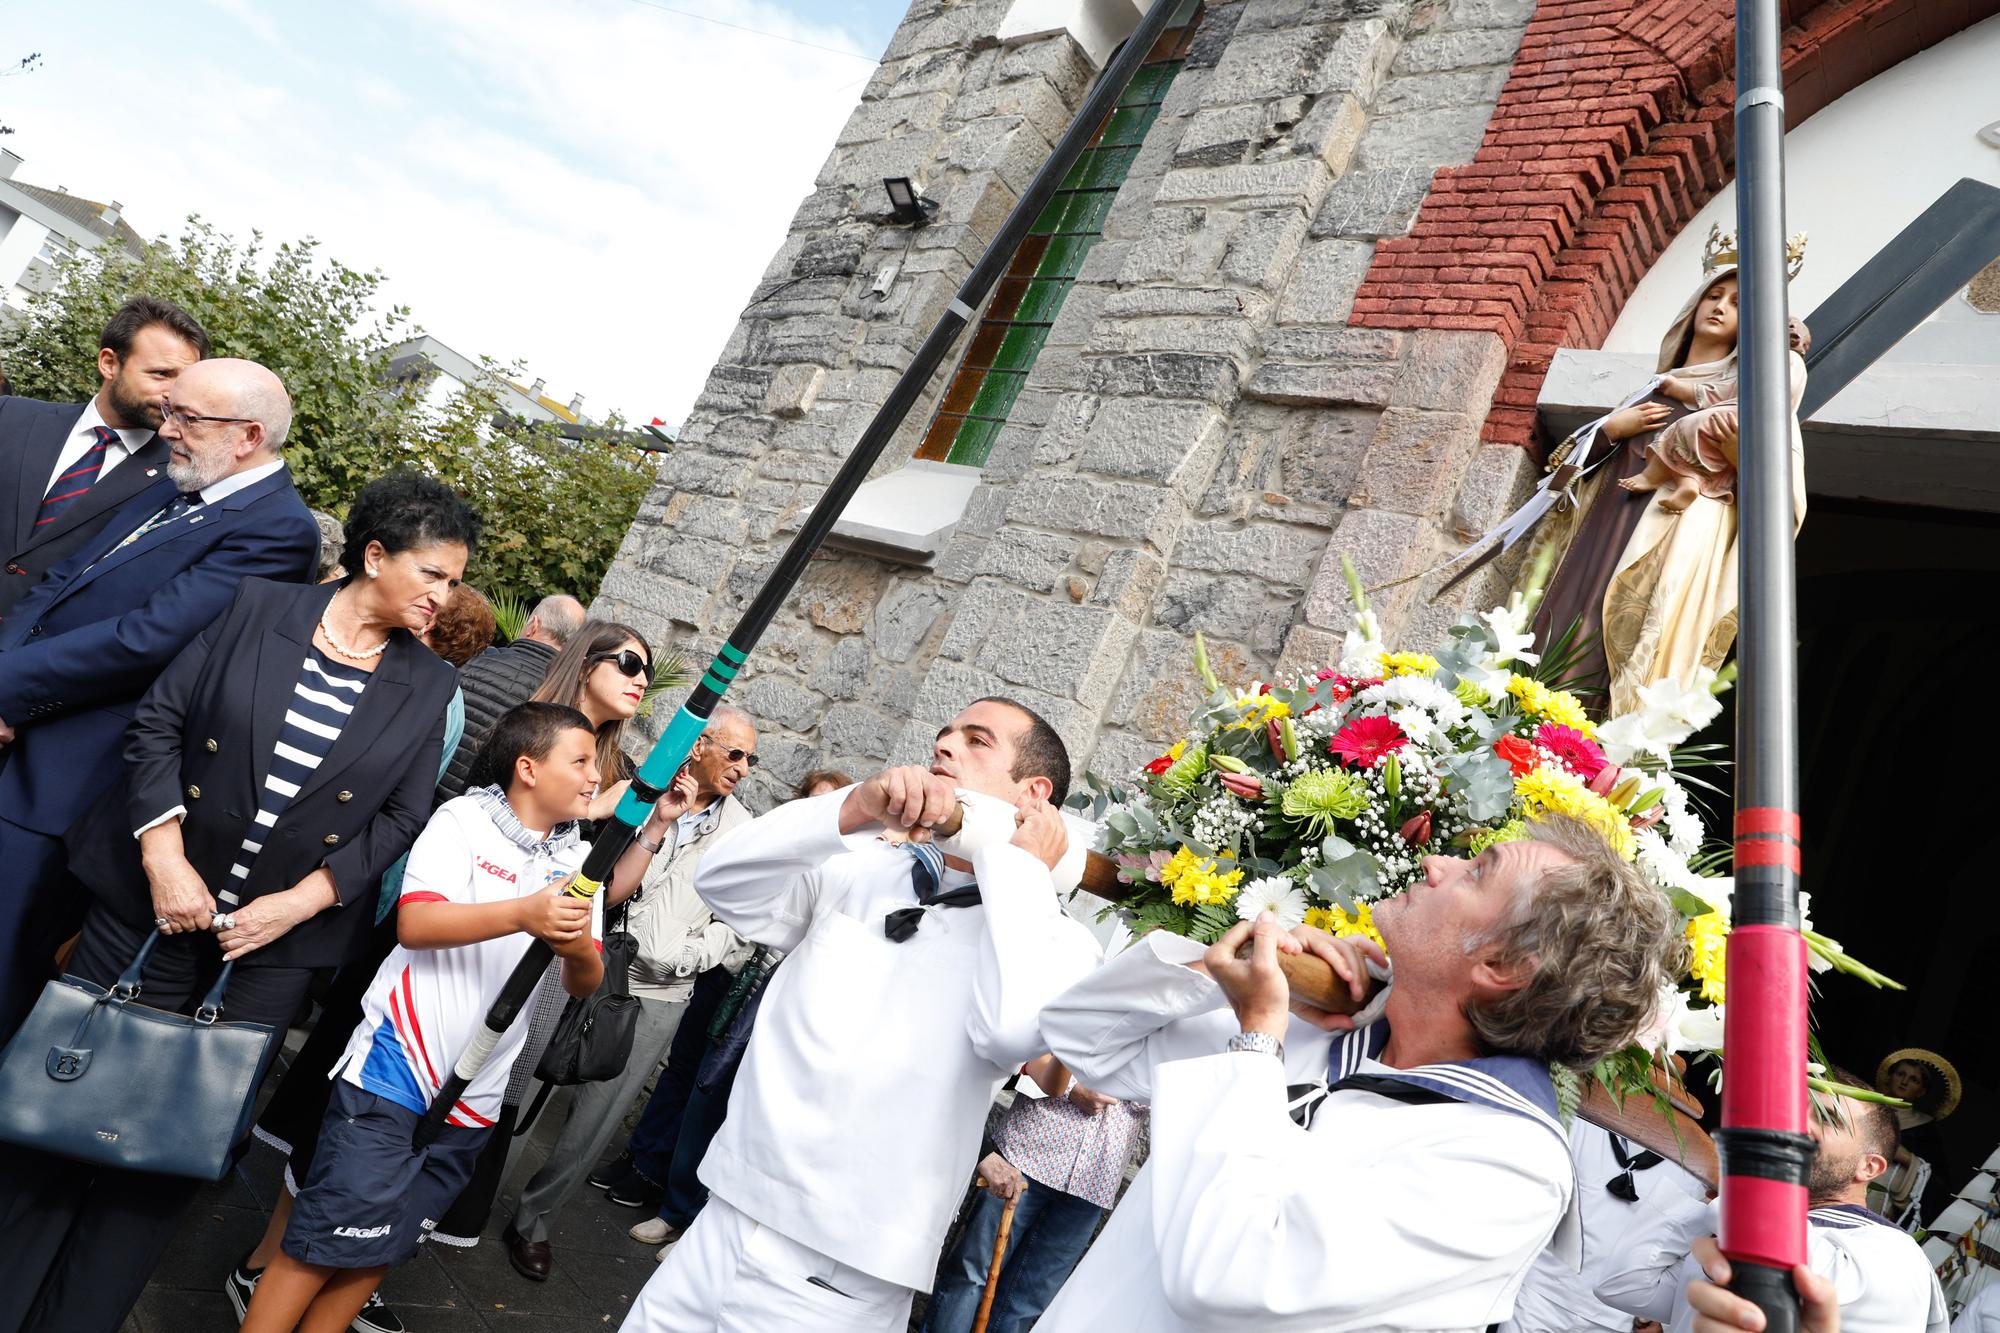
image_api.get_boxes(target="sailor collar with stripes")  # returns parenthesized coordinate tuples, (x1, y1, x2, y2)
(1319, 1016, 1584, 1266)
(1808, 1203, 1901, 1231)
(467, 783, 583, 859)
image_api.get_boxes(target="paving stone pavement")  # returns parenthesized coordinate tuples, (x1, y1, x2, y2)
(124, 1045, 664, 1333)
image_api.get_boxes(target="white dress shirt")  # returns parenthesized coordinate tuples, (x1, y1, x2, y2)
(1036, 933, 1576, 1332)
(46, 398, 153, 495)
(1595, 1189, 1949, 1333)
(1503, 1120, 1710, 1332)
(689, 787, 1102, 1292)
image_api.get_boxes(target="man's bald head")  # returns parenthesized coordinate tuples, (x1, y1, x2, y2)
(523, 593, 586, 648)
(190, 358, 293, 447)
(161, 357, 293, 491)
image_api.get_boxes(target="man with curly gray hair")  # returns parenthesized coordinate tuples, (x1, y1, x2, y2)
(1036, 814, 1685, 1333)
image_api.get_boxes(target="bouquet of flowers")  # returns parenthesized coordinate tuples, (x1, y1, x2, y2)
(1075, 558, 1895, 1093)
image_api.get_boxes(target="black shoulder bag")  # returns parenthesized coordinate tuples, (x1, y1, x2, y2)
(516, 911, 640, 1134)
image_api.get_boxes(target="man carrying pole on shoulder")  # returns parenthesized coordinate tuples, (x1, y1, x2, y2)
(619, 696, 1103, 1333)
(1034, 815, 1686, 1332)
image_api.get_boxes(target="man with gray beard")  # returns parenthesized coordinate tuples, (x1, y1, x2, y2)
(0, 355, 318, 1035)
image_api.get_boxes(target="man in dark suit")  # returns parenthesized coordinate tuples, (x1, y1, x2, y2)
(0, 355, 319, 1033)
(0, 296, 211, 620)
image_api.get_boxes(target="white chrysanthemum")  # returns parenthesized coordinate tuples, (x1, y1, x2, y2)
(1633, 828, 1707, 899)
(1478, 598, 1540, 669)
(1362, 673, 1467, 721)
(1234, 876, 1308, 928)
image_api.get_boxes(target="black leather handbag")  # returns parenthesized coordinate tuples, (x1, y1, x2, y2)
(517, 928, 639, 1133)
(0, 933, 281, 1180)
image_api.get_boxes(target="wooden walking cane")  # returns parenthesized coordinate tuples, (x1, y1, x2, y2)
(971, 1177, 1021, 1333)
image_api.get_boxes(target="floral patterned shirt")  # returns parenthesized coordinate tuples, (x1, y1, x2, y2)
(994, 1084, 1148, 1210)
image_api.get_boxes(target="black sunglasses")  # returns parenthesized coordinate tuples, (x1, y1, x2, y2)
(590, 649, 651, 679)
(701, 740, 760, 768)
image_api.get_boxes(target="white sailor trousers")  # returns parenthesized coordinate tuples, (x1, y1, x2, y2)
(621, 1195, 914, 1333)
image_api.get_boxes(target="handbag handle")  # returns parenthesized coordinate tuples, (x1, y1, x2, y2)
(103, 929, 234, 1022)
(110, 931, 162, 1001)
(193, 963, 234, 1025)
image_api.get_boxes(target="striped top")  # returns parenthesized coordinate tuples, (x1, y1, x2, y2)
(217, 646, 371, 907)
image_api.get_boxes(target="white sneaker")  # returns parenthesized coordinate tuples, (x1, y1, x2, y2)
(629, 1216, 677, 1245)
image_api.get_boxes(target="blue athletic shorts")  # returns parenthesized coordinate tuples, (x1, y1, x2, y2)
(283, 1081, 489, 1269)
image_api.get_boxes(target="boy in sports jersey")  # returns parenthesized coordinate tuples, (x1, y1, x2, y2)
(241, 702, 607, 1333)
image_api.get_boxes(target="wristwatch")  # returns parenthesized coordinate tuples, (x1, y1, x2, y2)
(635, 831, 665, 854)
(1227, 1030, 1285, 1063)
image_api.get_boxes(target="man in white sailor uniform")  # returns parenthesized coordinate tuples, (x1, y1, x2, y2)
(1036, 813, 1686, 1332)
(1504, 1120, 1711, 1332)
(619, 697, 1103, 1333)
(1595, 1077, 1948, 1333)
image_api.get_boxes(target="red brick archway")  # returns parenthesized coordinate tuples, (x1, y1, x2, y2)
(1348, 0, 2000, 453)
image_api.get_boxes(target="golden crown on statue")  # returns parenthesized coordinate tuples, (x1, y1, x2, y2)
(1702, 222, 1808, 278)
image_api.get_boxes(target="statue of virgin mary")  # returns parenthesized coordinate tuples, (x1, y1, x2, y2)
(1530, 236, 1808, 716)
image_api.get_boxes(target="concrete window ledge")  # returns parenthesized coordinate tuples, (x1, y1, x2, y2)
(999, 0, 1155, 66)
(829, 460, 985, 563)
(1539, 348, 2000, 513)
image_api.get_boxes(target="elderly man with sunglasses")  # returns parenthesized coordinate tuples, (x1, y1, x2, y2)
(500, 706, 763, 1280)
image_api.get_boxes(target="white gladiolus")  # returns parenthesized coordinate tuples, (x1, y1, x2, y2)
(1598, 669, 1727, 766)
(1479, 597, 1540, 669)
(1339, 607, 1386, 676)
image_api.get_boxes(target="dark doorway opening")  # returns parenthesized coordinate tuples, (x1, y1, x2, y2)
(1696, 493, 2000, 1219)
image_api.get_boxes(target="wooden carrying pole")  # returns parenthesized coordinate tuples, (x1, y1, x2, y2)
(1046, 825, 1720, 1186)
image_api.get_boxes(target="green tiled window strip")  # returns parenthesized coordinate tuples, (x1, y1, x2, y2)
(915, 39, 1191, 468)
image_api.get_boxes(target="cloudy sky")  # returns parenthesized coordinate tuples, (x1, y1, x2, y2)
(3, 0, 911, 428)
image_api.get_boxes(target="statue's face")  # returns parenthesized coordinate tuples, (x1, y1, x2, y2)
(1694, 274, 1739, 344)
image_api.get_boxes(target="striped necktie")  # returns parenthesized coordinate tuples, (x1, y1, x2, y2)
(884, 840, 981, 941)
(117, 491, 202, 548)
(38, 426, 117, 526)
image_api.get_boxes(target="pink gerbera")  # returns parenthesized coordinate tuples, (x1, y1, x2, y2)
(1535, 723, 1608, 781)
(1328, 715, 1408, 768)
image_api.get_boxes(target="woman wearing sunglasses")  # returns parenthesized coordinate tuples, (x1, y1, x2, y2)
(528, 621, 654, 821)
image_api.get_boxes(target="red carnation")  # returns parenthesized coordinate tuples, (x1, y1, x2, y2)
(1313, 671, 1382, 703)
(1493, 733, 1538, 777)
(1535, 723, 1608, 781)
(1142, 751, 1176, 776)
(1328, 715, 1408, 768)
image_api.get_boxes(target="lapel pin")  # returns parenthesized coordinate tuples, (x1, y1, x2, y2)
(145, 469, 158, 477)
(191, 515, 204, 523)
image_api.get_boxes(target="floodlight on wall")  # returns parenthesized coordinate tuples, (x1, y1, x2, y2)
(883, 176, 940, 227)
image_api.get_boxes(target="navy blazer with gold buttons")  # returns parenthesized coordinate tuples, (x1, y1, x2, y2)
(65, 578, 457, 969)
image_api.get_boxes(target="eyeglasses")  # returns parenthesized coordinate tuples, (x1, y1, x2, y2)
(701, 740, 760, 768)
(590, 649, 651, 679)
(161, 405, 256, 430)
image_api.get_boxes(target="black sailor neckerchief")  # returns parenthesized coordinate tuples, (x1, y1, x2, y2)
(1605, 1132, 1664, 1203)
(883, 840, 981, 942)
(1285, 1018, 1582, 1265)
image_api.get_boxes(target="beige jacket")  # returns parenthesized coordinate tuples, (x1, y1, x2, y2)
(623, 792, 755, 1003)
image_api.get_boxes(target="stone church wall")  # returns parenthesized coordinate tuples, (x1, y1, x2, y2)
(596, 0, 1543, 803)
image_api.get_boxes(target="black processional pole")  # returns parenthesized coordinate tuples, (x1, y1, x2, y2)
(1716, 1, 1810, 1328)
(413, 0, 1186, 1147)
